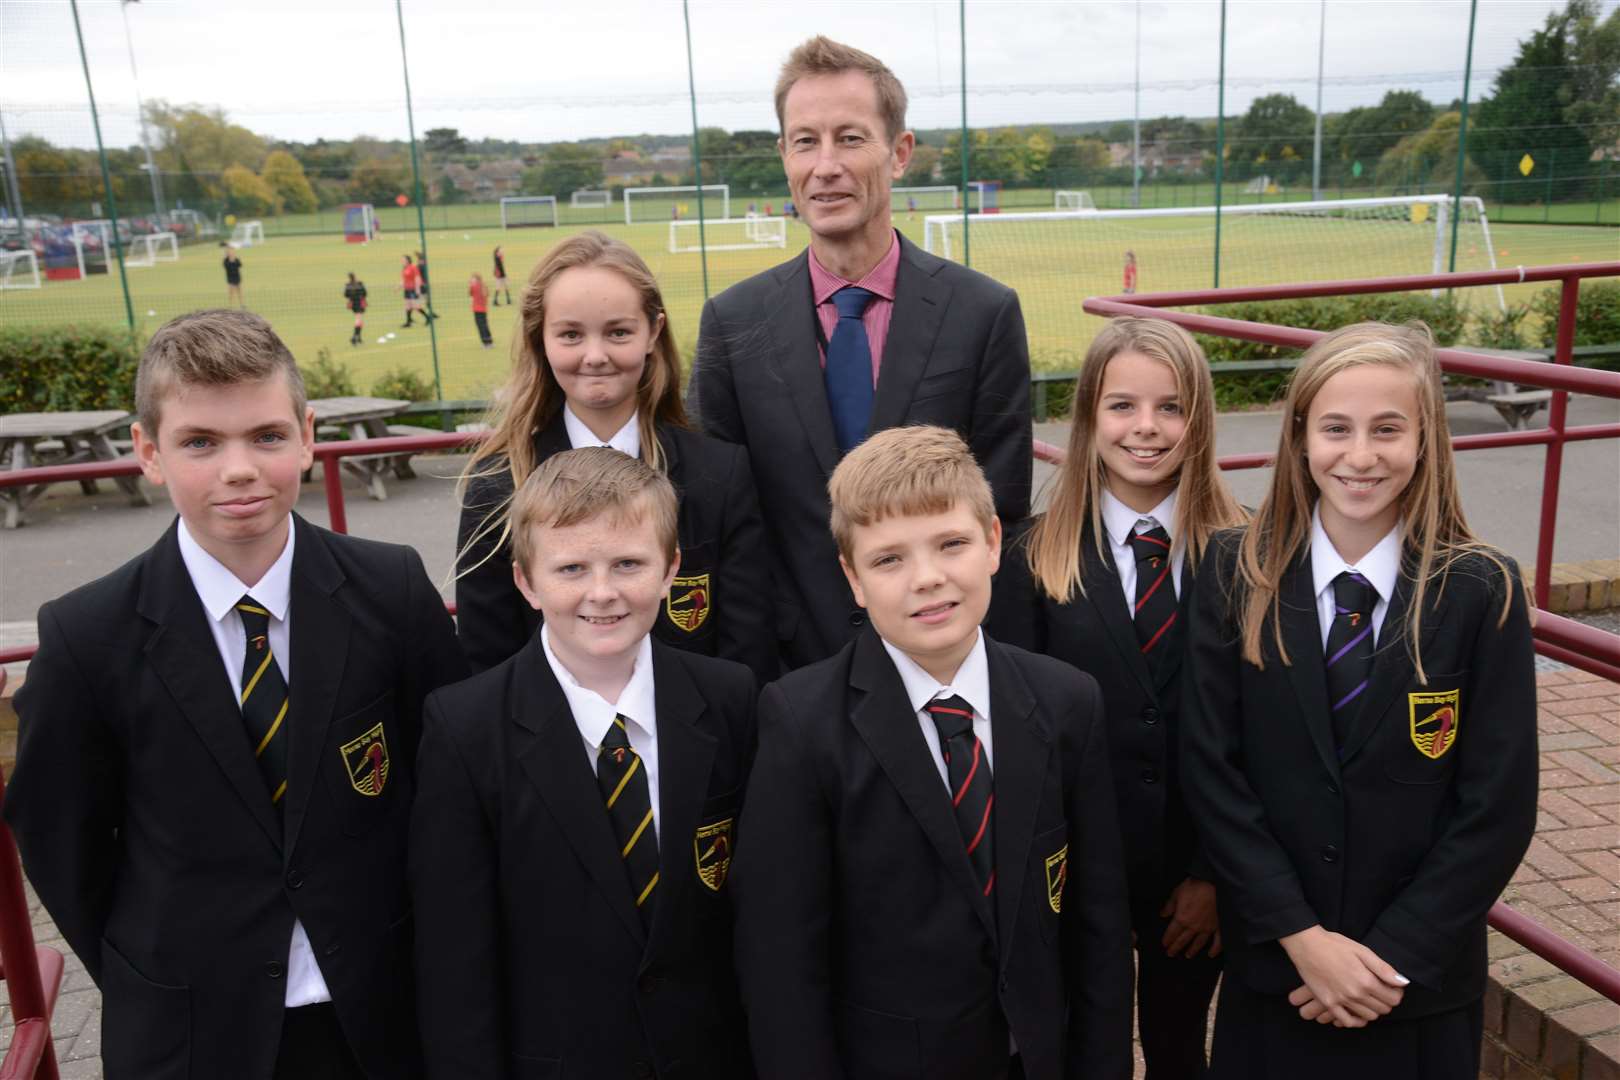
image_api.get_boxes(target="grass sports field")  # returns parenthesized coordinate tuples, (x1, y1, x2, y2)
(2, 205, 1614, 402)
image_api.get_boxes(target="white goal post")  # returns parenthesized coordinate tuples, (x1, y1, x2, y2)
(669, 216, 787, 253)
(230, 220, 265, 247)
(624, 185, 730, 225)
(0, 250, 41, 290)
(125, 232, 180, 269)
(500, 196, 560, 229)
(570, 190, 612, 208)
(892, 185, 960, 210)
(1054, 190, 1096, 211)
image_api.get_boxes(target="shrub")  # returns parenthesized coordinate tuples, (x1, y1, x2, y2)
(370, 366, 436, 402)
(299, 347, 356, 398)
(0, 324, 140, 414)
(1530, 280, 1620, 349)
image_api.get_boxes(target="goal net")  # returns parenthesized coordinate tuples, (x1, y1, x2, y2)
(1054, 190, 1096, 211)
(923, 195, 1503, 367)
(343, 203, 376, 243)
(625, 185, 730, 225)
(571, 190, 611, 208)
(501, 197, 559, 229)
(230, 220, 265, 247)
(669, 216, 787, 253)
(125, 232, 180, 269)
(0, 250, 41, 290)
(893, 186, 960, 211)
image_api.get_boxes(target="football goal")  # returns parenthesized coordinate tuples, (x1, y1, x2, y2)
(230, 220, 265, 247)
(343, 203, 377, 243)
(893, 186, 960, 211)
(669, 215, 787, 253)
(501, 196, 559, 229)
(625, 185, 730, 225)
(70, 220, 115, 253)
(0, 250, 41, 290)
(571, 190, 612, 208)
(125, 232, 180, 269)
(1054, 190, 1096, 211)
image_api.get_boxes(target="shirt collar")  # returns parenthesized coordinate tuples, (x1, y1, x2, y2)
(563, 405, 640, 460)
(1100, 486, 1178, 548)
(1310, 504, 1401, 605)
(541, 625, 658, 748)
(881, 628, 992, 721)
(808, 229, 902, 307)
(177, 518, 295, 623)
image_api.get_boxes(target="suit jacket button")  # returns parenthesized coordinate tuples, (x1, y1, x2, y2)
(1140, 768, 1158, 784)
(634, 1062, 654, 1079)
(286, 870, 304, 890)
(999, 978, 1010, 992)
(1326, 783, 1340, 796)
(848, 611, 867, 627)
(1321, 845, 1340, 863)
(639, 974, 659, 994)
(265, 960, 284, 978)
(1142, 706, 1160, 725)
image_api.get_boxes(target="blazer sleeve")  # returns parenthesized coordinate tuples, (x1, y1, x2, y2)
(715, 445, 779, 683)
(1180, 542, 1321, 944)
(688, 297, 745, 445)
(410, 692, 504, 1080)
(731, 681, 844, 1080)
(454, 469, 530, 674)
(1061, 674, 1135, 1080)
(4, 603, 123, 986)
(400, 545, 469, 771)
(971, 289, 1033, 522)
(1361, 565, 1539, 990)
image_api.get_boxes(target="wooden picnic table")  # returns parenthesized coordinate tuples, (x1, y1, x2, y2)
(308, 396, 424, 501)
(0, 409, 150, 528)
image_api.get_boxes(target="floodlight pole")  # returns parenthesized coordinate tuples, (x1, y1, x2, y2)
(1312, 0, 1325, 201)
(1448, 0, 1478, 274)
(0, 109, 24, 226)
(120, 0, 165, 217)
(1132, 0, 1141, 208)
(1212, 0, 1227, 288)
(70, 0, 136, 332)
(682, 0, 710, 299)
(395, 0, 443, 403)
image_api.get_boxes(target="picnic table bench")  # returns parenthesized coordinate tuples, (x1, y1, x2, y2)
(0, 410, 149, 529)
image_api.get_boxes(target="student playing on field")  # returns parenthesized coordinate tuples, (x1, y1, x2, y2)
(455, 229, 775, 683)
(732, 425, 1134, 1080)
(344, 272, 368, 346)
(989, 317, 1246, 1079)
(400, 254, 424, 327)
(469, 271, 494, 348)
(1182, 321, 1538, 1080)
(1122, 250, 1138, 295)
(491, 245, 512, 306)
(223, 244, 244, 307)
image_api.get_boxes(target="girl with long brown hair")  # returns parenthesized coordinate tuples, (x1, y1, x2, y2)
(454, 230, 774, 680)
(1181, 321, 1536, 1079)
(989, 316, 1245, 1078)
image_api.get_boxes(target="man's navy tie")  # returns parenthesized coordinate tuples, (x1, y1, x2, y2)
(825, 286, 876, 454)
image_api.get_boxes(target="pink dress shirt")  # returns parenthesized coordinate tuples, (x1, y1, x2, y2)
(808, 230, 902, 387)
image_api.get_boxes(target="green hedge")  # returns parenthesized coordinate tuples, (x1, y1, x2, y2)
(0, 324, 141, 415)
(1530, 280, 1620, 350)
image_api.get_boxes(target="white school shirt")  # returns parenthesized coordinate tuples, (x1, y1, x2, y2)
(563, 405, 641, 459)
(176, 520, 332, 1009)
(1309, 506, 1401, 648)
(541, 626, 662, 842)
(882, 629, 995, 789)
(1100, 487, 1185, 608)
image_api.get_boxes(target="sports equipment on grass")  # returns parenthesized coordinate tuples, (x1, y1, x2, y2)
(231, 220, 265, 247)
(892, 186, 960, 211)
(500, 196, 559, 229)
(625, 185, 730, 225)
(1054, 190, 1096, 211)
(669, 216, 787, 253)
(343, 203, 377, 243)
(0, 250, 41, 290)
(125, 232, 180, 269)
(571, 190, 612, 208)
(969, 181, 1002, 213)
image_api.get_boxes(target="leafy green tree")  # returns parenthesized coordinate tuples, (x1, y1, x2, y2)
(1331, 91, 1436, 171)
(346, 158, 410, 206)
(1374, 112, 1487, 192)
(717, 130, 786, 194)
(261, 150, 317, 214)
(423, 128, 467, 157)
(1046, 136, 1111, 186)
(146, 102, 267, 203)
(528, 143, 605, 198)
(1233, 93, 1315, 181)
(902, 143, 942, 186)
(222, 163, 277, 215)
(13, 137, 104, 214)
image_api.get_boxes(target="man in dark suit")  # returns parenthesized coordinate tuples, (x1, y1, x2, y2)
(6, 310, 466, 1080)
(413, 448, 756, 1078)
(687, 35, 1032, 669)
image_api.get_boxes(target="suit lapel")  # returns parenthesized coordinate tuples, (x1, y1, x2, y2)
(531, 411, 572, 460)
(510, 637, 647, 948)
(1280, 554, 1340, 778)
(138, 522, 283, 850)
(1339, 561, 1431, 765)
(767, 253, 840, 477)
(869, 236, 949, 434)
(985, 640, 1048, 950)
(1079, 529, 1157, 701)
(283, 516, 350, 858)
(848, 631, 997, 941)
(643, 644, 718, 960)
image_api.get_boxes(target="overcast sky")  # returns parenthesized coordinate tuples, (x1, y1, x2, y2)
(3, 0, 1613, 150)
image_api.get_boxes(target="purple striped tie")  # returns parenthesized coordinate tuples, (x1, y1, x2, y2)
(1325, 571, 1378, 750)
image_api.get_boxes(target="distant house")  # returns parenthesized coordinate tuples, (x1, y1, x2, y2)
(1108, 140, 1204, 177)
(442, 159, 526, 199)
(605, 150, 656, 186)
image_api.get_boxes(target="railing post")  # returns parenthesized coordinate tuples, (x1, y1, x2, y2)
(323, 456, 349, 536)
(1532, 275, 1580, 609)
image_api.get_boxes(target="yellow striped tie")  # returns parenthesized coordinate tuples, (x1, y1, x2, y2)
(237, 597, 289, 816)
(596, 715, 658, 928)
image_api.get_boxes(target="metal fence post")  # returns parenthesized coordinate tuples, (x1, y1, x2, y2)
(69, 0, 136, 332)
(1448, 0, 1478, 273)
(1212, 0, 1227, 289)
(683, 0, 710, 300)
(395, 0, 444, 402)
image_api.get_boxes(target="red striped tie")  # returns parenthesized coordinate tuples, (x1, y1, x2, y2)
(925, 695, 995, 897)
(1127, 524, 1179, 671)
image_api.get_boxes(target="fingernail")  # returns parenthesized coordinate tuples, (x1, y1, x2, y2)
(1395, 974, 1410, 986)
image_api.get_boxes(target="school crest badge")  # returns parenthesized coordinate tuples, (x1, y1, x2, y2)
(694, 817, 735, 892)
(340, 722, 390, 796)
(666, 574, 711, 633)
(1408, 690, 1460, 760)
(1045, 843, 1069, 914)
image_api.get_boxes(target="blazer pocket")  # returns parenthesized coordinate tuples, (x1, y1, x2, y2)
(1031, 823, 1068, 945)
(100, 937, 191, 1080)
(694, 788, 741, 896)
(836, 999, 921, 1076)
(325, 691, 401, 836)
(1385, 683, 1464, 785)
(508, 1053, 562, 1079)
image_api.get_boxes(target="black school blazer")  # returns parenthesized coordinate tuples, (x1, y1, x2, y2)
(410, 636, 757, 1079)
(1181, 531, 1538, 1018)
(988, 518, 1208, 907)
(6, 514, 467, 1080)
(454, 415, 776, 682)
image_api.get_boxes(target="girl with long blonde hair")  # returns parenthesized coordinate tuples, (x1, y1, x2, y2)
(1180, 321, 1536, 1079)
(454, 230, 774, 679)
